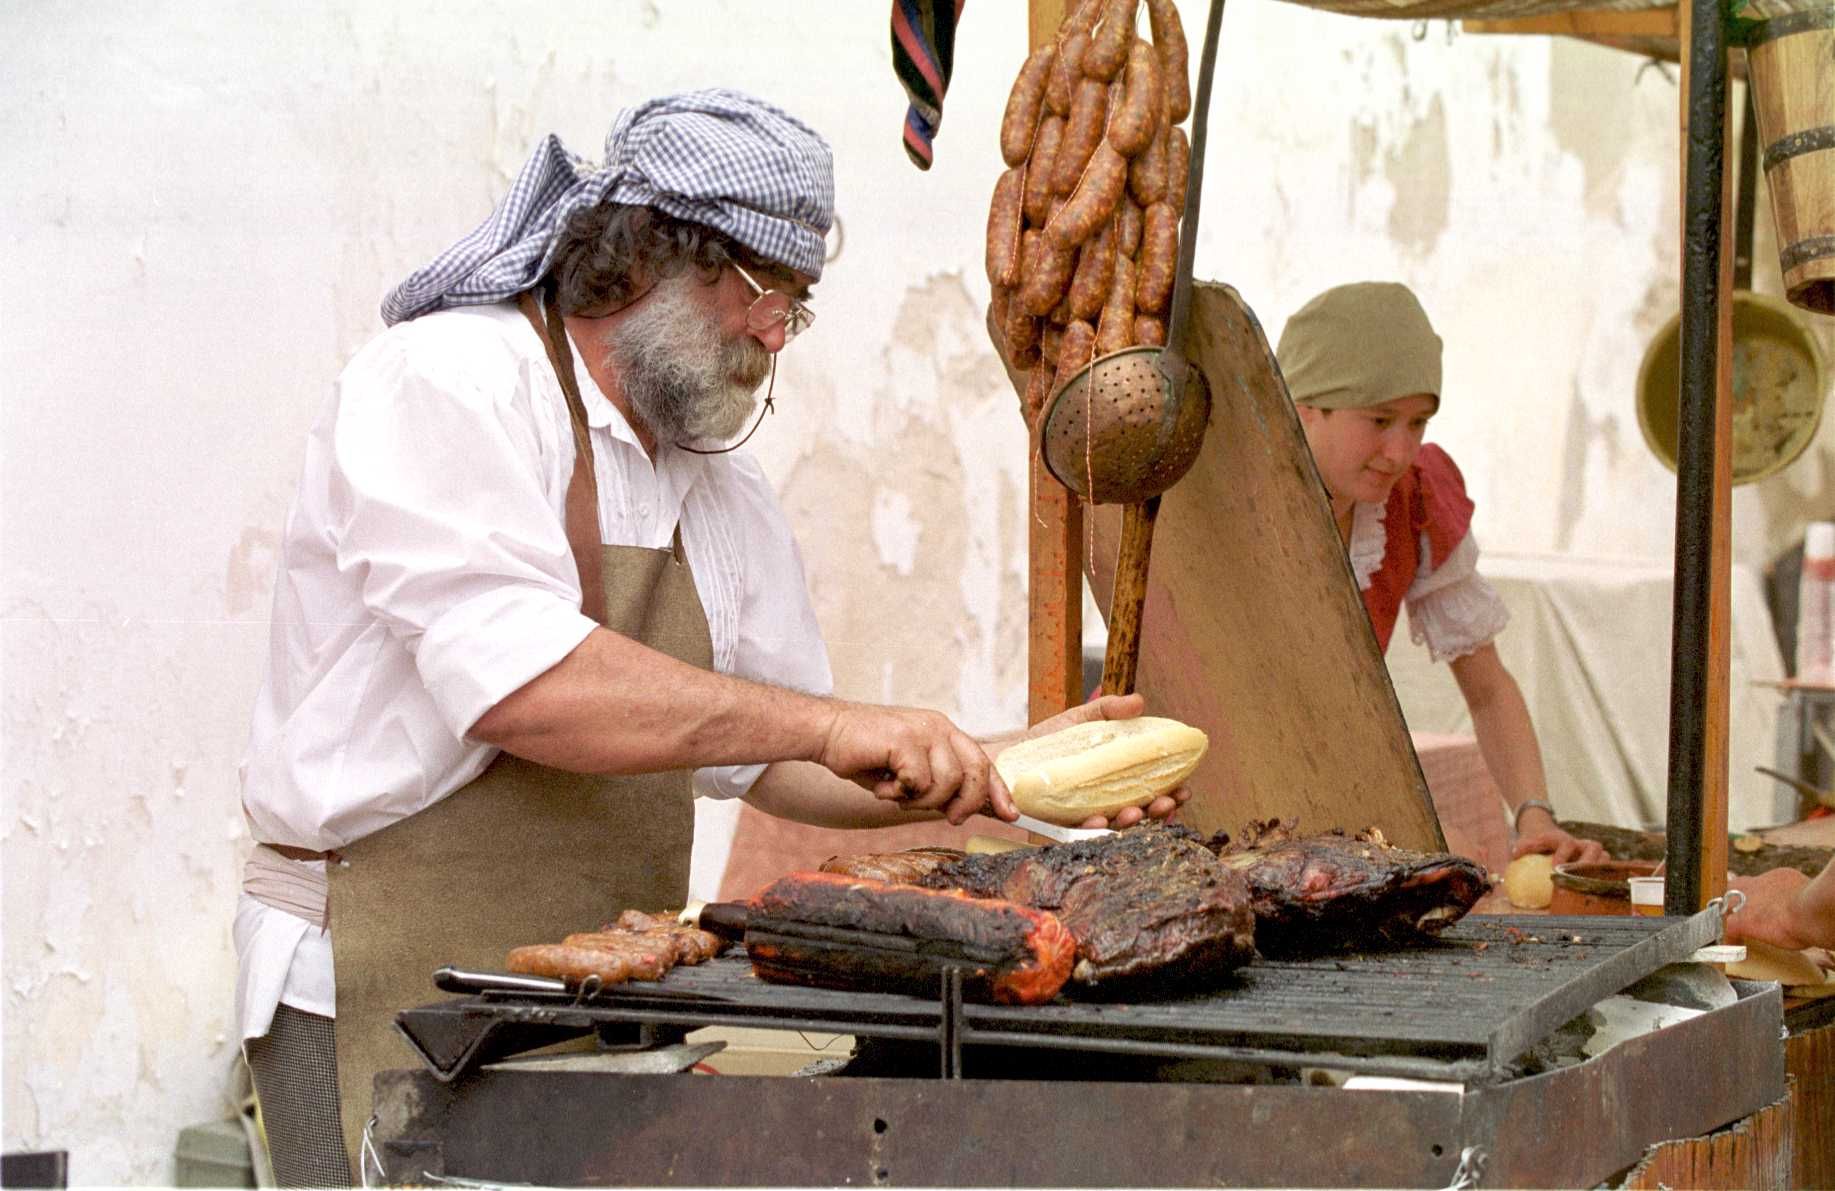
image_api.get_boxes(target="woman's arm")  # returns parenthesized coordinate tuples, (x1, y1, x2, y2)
(1725, 861, 1835, 951)
(1448, 643, 1608, 865)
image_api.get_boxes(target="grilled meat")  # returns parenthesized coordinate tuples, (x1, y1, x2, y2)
(920, 824, 1257, 995)
(819, 846, 967, 884)
(745, 872, 1075, 1005)
(506, 909, 728, 988)
(1207, 819, 1489, 954)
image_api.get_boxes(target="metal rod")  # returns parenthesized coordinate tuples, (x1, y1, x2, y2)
(1663, 0, 1730, 915)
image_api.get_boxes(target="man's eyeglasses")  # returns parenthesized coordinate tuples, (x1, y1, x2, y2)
(730, 262, 816, 342)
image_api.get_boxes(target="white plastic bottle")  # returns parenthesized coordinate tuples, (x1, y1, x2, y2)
(1798, 520, 1835, 685)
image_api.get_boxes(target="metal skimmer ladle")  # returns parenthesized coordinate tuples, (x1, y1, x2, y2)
(1036, 0, 1226, 695)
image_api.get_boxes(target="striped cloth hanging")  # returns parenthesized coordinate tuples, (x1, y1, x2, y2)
(891, 0, 966, 170)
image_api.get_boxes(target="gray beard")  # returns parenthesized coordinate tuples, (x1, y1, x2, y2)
(604, 277, 772, 445)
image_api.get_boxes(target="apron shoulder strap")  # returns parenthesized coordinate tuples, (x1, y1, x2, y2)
(517, 289, 608, 625)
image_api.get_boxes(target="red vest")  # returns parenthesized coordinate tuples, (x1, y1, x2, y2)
(1360, 444, 1475, 651)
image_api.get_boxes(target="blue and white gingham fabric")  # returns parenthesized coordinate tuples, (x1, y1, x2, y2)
(381, 88, 834, 325)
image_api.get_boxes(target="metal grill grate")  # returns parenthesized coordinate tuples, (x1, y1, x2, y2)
(395, 911, 1723, 1086)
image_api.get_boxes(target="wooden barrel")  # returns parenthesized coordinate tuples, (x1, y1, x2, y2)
(1746, 0, 1835, 315)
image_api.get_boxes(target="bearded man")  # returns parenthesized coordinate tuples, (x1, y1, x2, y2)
(235, 89, 1173, 1186)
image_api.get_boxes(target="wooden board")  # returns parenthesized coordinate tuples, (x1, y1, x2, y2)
(1084, 282, 1445, 851)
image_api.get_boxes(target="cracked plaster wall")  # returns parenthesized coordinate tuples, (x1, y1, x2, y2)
(3, 1, 1829, 1182)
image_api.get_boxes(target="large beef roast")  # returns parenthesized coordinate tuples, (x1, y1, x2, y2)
(1207, 819, 1489, 954)
(919, 824, 1257, 995)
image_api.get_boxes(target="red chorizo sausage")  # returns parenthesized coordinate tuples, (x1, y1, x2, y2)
(1133, 314, 1167, 346)
(1017, 227, 1077, 317)
(1046, 139, 1127, 252)
(1063, 0, 1102, 37)
(1145, 0, 1191, 125)
(1134, 201, 1178, 316)
(1127, 108, 1169, 206)
(1052, 319, 1098, 391)
(1051, 77, 1109, 196)
(1165, 126, 1190, 215)
(1066, 212, 1117, 320)
(1040, 320, 1065, 367)
(1004, 301, 1043, 369)
(1096, 254, 1137, 355)
(1000, 44, 1057, 167)
(985, 166, 1025, 289)
(1023, 115, 1064, 226)
(1045, 30, 1088, 117)
(1083, 0, 1135, 82)
(1117, 196, 1144, 259)
(1108, 40, 1161, 158)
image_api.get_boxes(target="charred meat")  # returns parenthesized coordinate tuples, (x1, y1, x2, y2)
(745, 872, 1074, 1005)
(920, 824, 1257, 995)
(1208, 820, 1489, 954)
(819, 846, 967, 884)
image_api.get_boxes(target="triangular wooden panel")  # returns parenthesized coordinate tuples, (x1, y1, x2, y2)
(1084, 282, 1446, 851)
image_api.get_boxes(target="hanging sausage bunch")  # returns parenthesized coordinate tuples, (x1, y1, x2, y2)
(987, 0, 1192, 423)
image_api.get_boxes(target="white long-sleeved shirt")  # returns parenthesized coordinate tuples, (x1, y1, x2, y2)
(235, 301, 830, 1039)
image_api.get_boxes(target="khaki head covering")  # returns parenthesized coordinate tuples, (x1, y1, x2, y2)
(1276, 281, 1443, 410)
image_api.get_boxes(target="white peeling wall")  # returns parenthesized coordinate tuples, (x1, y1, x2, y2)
(3, 2, 1826, 1182)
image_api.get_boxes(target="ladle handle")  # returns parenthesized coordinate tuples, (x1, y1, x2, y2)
(1100, 496, 1163, 696)
(1159, 0, 1226, 392)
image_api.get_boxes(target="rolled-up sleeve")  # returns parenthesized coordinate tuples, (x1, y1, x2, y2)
(329, 318, 598, 736)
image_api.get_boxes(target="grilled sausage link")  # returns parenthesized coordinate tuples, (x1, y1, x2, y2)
(1000, 44, 1057, 167)
(1117, 196, 1144, 259)
(1108, 40, 1162, 158)
(1133, 314, 1167, 347)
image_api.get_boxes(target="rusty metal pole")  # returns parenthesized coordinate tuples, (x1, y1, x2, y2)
(1665, 0, 1736, 914)
(1026, 0, 1084, 724)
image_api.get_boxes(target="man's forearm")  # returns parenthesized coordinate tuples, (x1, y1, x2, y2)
(470, 626, 836, 775)
(744, 760, 947, 829)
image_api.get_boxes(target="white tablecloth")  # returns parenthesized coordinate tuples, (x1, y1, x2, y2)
(1386, 551, 1791, 833)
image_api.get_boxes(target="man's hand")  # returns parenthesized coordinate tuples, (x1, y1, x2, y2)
(1724, 867, 1822, 951)
(1512, 806, 1608, 865)
(816, 701, 1016, 826)
(992, 693, 1192, 830)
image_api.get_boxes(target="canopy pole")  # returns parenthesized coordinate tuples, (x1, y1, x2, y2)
(1026, 0, 1084, 724)
(1664, 0, 1736, 913)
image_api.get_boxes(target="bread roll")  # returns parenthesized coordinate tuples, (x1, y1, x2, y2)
(996, 716, 1207, 826)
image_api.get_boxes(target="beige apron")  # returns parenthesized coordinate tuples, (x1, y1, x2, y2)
(326, 289, 712, 1180)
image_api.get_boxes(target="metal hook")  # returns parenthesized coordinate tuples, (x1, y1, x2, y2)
(1411, 18, 1429, 40)
(1635, 57, 1676, 86)
(572, 973, 604, 1005)
(1446, 1145, 1487, 1190)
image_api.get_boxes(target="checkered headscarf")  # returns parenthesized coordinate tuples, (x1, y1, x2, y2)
(381, 88, 835, 325)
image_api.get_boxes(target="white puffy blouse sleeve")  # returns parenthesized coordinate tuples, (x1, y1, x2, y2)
(1404, 530, 1510, 664)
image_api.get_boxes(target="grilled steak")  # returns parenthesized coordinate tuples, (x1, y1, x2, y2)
(819, 846, 967, 884)
(1207, 819, 1489, 954)
(745, 872, 1074, 1005)
(919, 824, 1257, 995)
